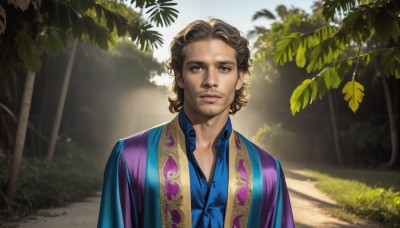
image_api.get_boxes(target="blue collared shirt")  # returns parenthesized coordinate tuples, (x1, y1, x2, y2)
(178, 111, 232, 228)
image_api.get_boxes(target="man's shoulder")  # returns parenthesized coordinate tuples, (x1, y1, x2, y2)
(234, 130, 276, 163)
(235, 130, 282, 187)
(120, 121, 169, 149)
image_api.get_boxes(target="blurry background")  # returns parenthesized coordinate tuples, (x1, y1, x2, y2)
(1, 0, 399, 226)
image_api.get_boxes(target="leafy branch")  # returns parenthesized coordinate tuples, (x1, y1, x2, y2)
(273, 0, 400, 115)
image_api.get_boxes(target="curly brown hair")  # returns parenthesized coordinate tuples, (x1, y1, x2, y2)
(166, 18, 252, 115)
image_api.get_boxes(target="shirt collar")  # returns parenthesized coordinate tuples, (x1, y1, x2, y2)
(178, 110, 232, 148)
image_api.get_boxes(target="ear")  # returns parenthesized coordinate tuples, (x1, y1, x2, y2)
(176, 72, 185, 89)
(235, 71, 245, 90)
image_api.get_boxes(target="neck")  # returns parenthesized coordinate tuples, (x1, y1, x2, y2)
(183, 110, 229, 149)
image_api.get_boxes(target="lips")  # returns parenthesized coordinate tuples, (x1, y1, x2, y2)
(199, 93, 221, 102)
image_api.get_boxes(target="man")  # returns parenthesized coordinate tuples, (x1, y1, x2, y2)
(98, 18, 294, 228)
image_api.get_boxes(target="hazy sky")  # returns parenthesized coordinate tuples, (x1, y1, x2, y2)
(147, 0, 315, 62)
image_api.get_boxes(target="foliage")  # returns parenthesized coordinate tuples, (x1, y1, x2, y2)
(250, 6, 324, 82)
(305, 170, 400, 226)
(271, 0, 400, 115)
(249, 6, 341, 164)
(252, 123, 300, 160)
(0, 0, 178, 152)
(0, 0, 178, 73)
(0, 141, 102, 220)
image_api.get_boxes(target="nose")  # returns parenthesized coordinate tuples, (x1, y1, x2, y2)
(203, 69, 218, 88)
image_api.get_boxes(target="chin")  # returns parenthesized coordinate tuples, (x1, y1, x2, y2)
(198, 107, 229, 118)
(184, 102, 230, 119)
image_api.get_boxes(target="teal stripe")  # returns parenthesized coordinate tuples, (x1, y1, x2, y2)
(272, 158, 283, 228)
(143, 125, 163, 228)
(98, 140, 124, 227)
(240, 135, 262, 228)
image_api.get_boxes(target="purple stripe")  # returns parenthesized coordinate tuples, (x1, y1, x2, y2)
(122, 129, 150, 225)
(278, 164, 295, 227)
(254, 144, 278, 228)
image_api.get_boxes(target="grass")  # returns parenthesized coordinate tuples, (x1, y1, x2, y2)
(306, 165, 400, 191)
(303, 166, 400, 227)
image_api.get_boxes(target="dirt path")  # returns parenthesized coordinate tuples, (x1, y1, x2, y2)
(3, 193, 101, 228)
(3, 165, 382, 228)
(284, 164, 382, 228)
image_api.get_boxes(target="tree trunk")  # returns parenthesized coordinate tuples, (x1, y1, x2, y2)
(46, 39, 79, 161)
(6, 70, 36, 200)
(381, 75, 399, 168)
(327, 90, 343, 165)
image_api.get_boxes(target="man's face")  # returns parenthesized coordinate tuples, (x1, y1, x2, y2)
(177, 39, 244, 120)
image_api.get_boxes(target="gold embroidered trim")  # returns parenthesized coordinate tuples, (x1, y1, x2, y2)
(224, 131, 253, 228)
(158, 117, 191, 227)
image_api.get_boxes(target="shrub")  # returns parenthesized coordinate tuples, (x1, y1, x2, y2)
(340, 118, 391, 166)
(0, 141, 102, 220)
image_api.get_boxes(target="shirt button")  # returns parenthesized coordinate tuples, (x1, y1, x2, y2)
(189, 130, 195, 137)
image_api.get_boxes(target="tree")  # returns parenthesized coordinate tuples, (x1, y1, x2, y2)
(249, 5, 346, 164)
(1, 0, 178, 199)
(46, 39, 78, 162)
(273, 0, 400, 168)
(46, 1, 176, 162)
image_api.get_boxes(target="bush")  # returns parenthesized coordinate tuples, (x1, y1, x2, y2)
(0, 141, 102, 220)
(340, 118, 391, 166)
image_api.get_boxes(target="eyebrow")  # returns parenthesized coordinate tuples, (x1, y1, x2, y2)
(185, 60, 236, 66)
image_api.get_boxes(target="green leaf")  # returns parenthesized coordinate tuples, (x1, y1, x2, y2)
(306, 38, 343, 73)
(342, 79, 365, 113)
(252, 9, 276, 21)
(44, 27, 68, 56)
(290, 79, 313, 115)
(361, 52, 371, 65)
(374, 8, 400, 43)
(319, 59, 353, 89)
(382, 50, 400, 79)
(273, 32, 300, 66)
(95, 3, 128, 36)
(134, 0, 146, 8)
(145, 0, 178, 27)
(291, 58, 353, 114)
(307, 44, 325, 73)
(322, 0, 361, 21)
(129, 21, 163, 51)
(313, 26, 338, 42)
(15, 29, 41, 72)
(295, 40, 307, 68)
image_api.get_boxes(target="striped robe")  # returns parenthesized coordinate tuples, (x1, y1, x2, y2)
(98, 116, 294, 228)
